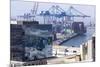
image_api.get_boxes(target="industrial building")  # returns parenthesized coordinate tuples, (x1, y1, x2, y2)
(10, 24, 25, 61)
(10, 21, 53, 65)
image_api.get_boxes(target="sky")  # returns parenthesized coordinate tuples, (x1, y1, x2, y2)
(11, 0, 96, 24)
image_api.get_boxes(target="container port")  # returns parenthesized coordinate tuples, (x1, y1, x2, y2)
(10, 1, 95, 66)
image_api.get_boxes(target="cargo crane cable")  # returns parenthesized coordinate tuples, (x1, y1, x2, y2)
(55, 5, 67, 18)
(66, 6, 90, 28)
(39, 5, 68, 24)
(48, 5, 66, 18)
(47, 5, 58, 22)
(41, 5, 66, 17)
(56, 5, 65, 12)
(55, 5, 65, 23)
(49, 5, 60, 22)
(66, 6, 90, 18)
(48, 5, 57, 15)
(65, 6, 90, 34)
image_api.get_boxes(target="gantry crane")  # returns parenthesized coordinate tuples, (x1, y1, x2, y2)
(39, 5, 67, 24)
(66, 6, 90, 21)
(39, 5, 91, 35)
(39, 5, 90, 23)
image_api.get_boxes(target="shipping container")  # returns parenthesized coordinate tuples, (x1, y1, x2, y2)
(72, 22, 86, 34)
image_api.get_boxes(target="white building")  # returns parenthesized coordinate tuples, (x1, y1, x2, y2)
(52, 45, 80, 57)
(80, 36, 95, 61)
